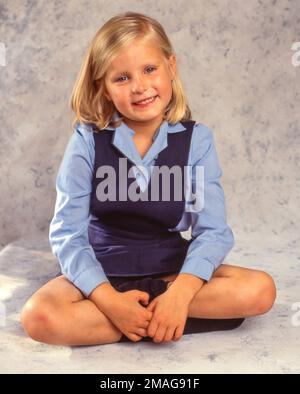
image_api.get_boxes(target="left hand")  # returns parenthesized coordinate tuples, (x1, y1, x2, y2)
(145, 289, 190, 343)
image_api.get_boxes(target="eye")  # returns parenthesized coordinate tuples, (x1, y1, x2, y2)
(114, 66, 157, 83)
(115, 75, 128, 82)
(146, 66, 156, 73)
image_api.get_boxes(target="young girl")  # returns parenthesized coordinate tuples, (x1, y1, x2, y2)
(20, 12, 276, 346)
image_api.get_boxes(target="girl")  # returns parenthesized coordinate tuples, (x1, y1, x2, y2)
(20, 12, 276, 346)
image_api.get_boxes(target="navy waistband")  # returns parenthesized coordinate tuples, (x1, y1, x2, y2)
(89, 219, 180, 241)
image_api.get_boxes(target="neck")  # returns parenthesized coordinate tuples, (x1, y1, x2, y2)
(124, 115, 165, 139)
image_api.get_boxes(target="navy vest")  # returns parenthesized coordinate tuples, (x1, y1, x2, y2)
(88, 120, 195, 276)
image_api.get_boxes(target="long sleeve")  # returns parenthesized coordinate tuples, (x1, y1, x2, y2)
(179, 124, 235, 281)
(48, 124, 109, 297)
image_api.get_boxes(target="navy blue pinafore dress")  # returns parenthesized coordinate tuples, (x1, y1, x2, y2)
(88, 120, 195, 280)
(87, 120, 244, 340)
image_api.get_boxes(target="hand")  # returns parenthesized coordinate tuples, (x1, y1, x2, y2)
(104, 289, 154, 342)
(145, 289, 190, 343)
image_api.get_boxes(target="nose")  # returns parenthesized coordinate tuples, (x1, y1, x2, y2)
(131, 75, 148, 94)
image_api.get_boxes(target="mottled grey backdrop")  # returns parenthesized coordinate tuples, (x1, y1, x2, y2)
(0, 0, 300, 374)
(0, 0, 299, 252)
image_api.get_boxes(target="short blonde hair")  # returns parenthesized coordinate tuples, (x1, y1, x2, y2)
(70, 11, 192, 131)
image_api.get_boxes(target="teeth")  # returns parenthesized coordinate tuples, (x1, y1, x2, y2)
(135, 96, 156, 104)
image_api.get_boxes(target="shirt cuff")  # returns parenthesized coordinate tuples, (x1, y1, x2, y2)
(179, 257, 215, 282)
(73, 266, 110, 298)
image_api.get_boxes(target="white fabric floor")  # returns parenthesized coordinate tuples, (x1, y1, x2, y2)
(0, 230, 299, 373)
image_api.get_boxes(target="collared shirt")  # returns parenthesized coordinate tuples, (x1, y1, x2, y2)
(49, 116, 234, 297)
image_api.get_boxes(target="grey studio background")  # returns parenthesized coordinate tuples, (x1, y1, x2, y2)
(0, 0, 299, 373)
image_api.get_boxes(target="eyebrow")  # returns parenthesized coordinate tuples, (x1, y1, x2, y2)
(109, 61, 160, 77)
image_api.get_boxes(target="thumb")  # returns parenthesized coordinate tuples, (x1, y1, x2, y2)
(136, 291, 150, 305)
(147, 300, 156, 312)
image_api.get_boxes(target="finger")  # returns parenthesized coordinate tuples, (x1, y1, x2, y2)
(173, 326, 183, 341)
(164, 326, 176, 342)
(140, 319, 151, 329)
(147, 300, 156, 312)
(136, 291, 150, 305)
(133, 327, 148, 337)
(146, 310, 154, 320)
(139, 305, 153, 320)
(147, 319, 159, 338)
(153, 325, 167, 343)
(128, 332, 143, 342)
(138, 327, 148, 337)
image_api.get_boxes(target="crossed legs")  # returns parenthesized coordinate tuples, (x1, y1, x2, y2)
(20, 263, 276, 345)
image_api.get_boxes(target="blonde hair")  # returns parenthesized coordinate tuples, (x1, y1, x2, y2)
(70, 11, 192, 131)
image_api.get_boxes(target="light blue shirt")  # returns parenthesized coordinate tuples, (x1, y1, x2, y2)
(49, 116, 234, 297)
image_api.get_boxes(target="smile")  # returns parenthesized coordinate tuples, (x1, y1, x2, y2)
(132, 95, 158, 107)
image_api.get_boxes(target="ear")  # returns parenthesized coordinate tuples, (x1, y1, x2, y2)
(103, 88, 112, 102)
(104, 84, 112, 101)
(96, 78, 112, 101)
(168, 54, 177, 80)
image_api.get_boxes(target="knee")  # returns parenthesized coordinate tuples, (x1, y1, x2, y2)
(246, 272, 277, 316)
(20, 297, 57, 343)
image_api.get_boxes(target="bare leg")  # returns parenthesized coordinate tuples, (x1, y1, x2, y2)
(157, 264, 277, 319)
(21, 275, 124, 346)
(20, 264, 276, 345)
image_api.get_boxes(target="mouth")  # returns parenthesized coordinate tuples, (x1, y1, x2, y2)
(132, 95, 158, 107)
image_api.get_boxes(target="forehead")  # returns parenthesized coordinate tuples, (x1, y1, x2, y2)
(107, 38, 165, 73)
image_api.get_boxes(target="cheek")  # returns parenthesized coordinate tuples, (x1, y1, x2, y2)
(160, 83, 173, 103)
(156, 75, 172, 94)
(110, 89, 128, 105)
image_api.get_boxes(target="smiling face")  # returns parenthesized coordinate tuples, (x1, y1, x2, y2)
(104, 37, 176, 131)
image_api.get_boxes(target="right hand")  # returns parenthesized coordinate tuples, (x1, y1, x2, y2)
(103, 289, 154, 342)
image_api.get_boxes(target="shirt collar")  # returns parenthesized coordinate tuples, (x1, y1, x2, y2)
(103, 110, 187, 134)
(98, 111, 187, 166)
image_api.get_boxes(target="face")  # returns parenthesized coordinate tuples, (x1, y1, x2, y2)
(104, 37, 176, 130)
